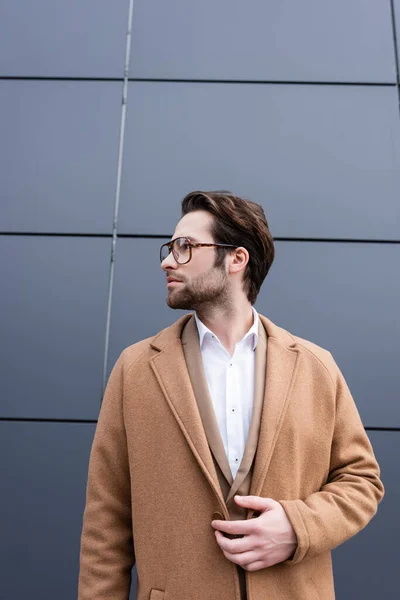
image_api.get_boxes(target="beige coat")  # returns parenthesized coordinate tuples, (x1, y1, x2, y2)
(78, 314, 384, 600)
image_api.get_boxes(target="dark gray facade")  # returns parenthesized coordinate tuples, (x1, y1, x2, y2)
(1, 1, 399, 598)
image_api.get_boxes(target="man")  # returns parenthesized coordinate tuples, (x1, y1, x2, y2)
(78, 191, 384, 600)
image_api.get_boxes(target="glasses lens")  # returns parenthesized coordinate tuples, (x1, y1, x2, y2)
(174, 238, 190, 264)
(161, 238, 191, 263)
(160, 243, 170, 262)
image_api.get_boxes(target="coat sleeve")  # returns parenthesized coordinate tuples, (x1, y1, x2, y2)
(78, 351, 134, 599)
(279, 355, 384, 565)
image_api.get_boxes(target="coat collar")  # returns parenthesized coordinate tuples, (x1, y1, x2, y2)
(150, 312, 297, 352)
(149, 313, 192, 352)
(193, 306, 259, 351)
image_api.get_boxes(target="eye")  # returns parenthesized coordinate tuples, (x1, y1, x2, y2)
(177, 238, 190, 251)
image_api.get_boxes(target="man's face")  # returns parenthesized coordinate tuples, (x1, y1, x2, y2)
(161, 210, 231, 311)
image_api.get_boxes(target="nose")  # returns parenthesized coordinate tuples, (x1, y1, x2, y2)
(161, 250, 178, 271)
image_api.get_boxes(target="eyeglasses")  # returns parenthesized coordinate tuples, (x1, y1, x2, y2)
(160, 236, 238, 265)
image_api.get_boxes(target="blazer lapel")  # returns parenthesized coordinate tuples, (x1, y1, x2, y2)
(250, 315, 300, 497)
(226, 320, 267, 504)
(149, 315, 226, 509)
(181, 317, 233, 486)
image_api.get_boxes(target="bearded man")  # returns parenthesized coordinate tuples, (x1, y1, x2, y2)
(78, 191, 383, 600)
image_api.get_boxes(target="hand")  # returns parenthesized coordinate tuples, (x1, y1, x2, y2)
(211, 495, 297, 571)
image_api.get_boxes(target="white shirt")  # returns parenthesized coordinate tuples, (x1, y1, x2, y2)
(194, 308, 259, 478)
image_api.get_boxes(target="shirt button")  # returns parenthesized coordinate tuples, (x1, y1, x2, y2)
(231, 407, 235, 413)
(234, 457, 239, 463)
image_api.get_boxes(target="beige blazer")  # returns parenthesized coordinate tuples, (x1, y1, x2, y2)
(78, 313, 384, 600)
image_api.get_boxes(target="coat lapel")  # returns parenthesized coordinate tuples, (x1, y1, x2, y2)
(149, 315, 226, 509)
(181, 317, 233, 486)
(250, 315, 300, 497)
(226, 321, 267, 504)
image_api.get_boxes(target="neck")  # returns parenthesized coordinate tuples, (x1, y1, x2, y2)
(196, 299, 254, 356)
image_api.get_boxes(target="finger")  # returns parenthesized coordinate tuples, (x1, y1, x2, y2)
(211, 518, 255, 535)
(234, 495, 278, 511)
(220, 548, 260, 568)
(244, 560, 266, 572)
(214, 530, 255, 554)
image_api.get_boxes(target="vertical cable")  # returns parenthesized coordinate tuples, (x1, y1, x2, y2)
(101, 0, 135, 398)
(390, 0, 400, 117)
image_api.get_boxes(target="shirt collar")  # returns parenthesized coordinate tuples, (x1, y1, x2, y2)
(194, 307, 259, 351)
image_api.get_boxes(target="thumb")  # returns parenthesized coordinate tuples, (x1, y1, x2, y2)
(234, 495, 278, 512)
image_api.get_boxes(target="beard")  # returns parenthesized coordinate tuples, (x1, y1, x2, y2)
(166, 263, 231, 312)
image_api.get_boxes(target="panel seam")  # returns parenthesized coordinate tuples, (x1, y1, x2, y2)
(1, 233, 400, 243)
(0, 76, 397, 87)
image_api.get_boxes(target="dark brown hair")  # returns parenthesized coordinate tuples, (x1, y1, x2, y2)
(181, 190, 275, 304)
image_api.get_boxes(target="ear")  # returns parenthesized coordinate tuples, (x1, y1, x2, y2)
(228, 247, 249, 275)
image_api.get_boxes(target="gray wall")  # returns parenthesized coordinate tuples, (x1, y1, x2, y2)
(1, 1, 399, 598)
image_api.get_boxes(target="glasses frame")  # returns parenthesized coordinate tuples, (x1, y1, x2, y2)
(160, 236, 238, 265)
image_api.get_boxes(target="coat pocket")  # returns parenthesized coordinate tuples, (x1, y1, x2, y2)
(150, 589, 165, 600)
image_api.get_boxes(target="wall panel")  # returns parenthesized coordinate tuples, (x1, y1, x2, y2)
(0, 236, 110, 419)
(0, 0, 128, 78)
(130, 0, 396, 83)
(0, 421, 96, 600)
(119, 82, 400, 239)
(333, 431, 399, 599)
(1, 80, 121, 234)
